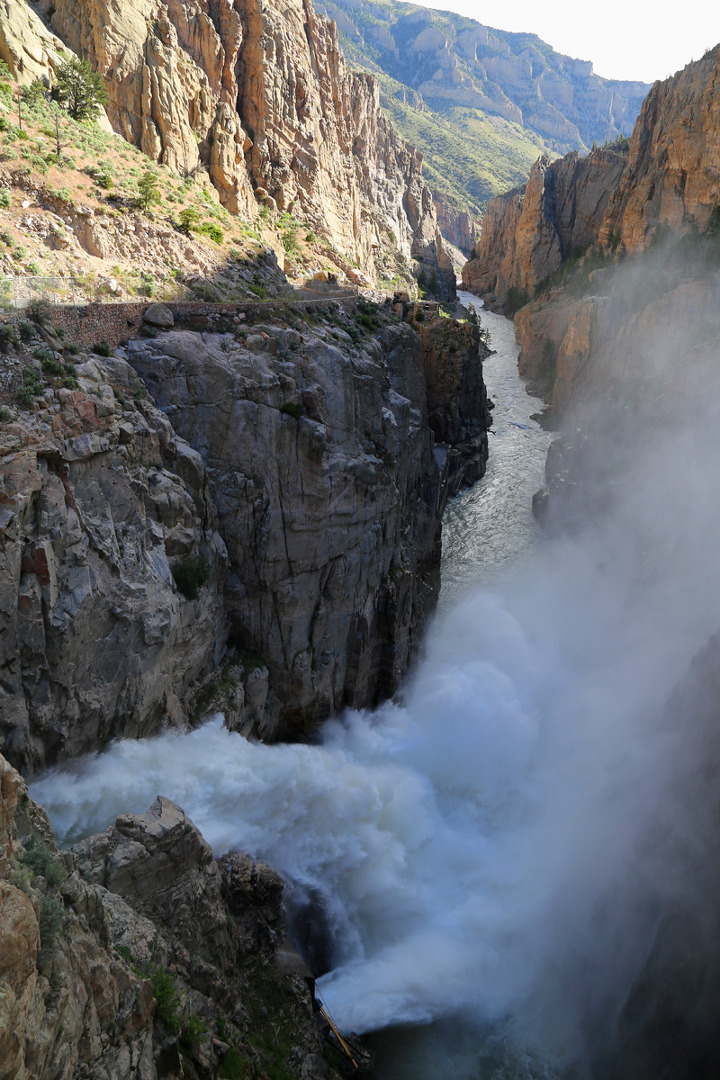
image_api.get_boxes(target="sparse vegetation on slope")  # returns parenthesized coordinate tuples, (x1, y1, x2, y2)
(316, 0, 649, 217)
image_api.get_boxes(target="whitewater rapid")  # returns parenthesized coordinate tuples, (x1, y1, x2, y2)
(29, 296, 720, 1076)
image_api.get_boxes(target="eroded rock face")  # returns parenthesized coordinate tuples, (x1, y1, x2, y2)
(43, 0, 454, 292)
(0, 0, 71, 86)
(127, 302, 487, 737)
(462, 149, 626, 300)
(463, 48, 720, 307)
(599, 46, 720, 253)
(0, 353, 227, 773)
(0, 753, 345, 1080)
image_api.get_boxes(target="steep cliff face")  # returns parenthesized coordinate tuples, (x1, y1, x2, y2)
(462, 148, 627, 299)
(599, 45, 720, 253)
(40, 0, 453, 292)
(0, 297, 488, 763)
(0, 752, 354, 1080)
(0, 335, 227, 775)
(127, 299, 488, 737)
(464, 47, 720, 306)
(432, 195, 479, 255)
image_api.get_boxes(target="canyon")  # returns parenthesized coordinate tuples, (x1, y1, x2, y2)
(1, 0, 720, 1075)
(0, 297, 489, 773)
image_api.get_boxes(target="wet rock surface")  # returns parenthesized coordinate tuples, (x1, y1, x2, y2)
(0, 752, 351, 1080)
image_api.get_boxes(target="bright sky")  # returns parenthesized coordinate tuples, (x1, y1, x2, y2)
(405, 0, 719, 83)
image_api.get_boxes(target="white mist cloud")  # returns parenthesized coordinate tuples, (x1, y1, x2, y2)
(30, 266, 720, 1074)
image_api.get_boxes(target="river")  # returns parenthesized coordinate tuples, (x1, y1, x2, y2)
(29, 293, 720, 1078)
(442, 293, 551, 602)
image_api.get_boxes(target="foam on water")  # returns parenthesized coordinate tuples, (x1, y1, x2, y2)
(29, 297, 720, 1072)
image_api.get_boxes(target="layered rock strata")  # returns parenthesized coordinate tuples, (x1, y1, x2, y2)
(0, 752, 352, 1080)
(128, 299, 488, 738)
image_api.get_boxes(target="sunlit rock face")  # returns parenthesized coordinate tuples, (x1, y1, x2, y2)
(42, 0, 453, 292)
(461, 148, 626, 300)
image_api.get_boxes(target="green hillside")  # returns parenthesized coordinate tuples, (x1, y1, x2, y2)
(318, 0, 649, 218)
(377, 72, 546, 215)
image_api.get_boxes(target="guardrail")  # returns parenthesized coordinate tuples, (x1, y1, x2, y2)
(0, 275, 359, 310)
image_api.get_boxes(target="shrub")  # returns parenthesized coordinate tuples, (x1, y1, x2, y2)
(39, 896, 64, 956)
(178, 206, 200, 234)
(0, 189, 10, 209)
(34, 346, 55, 364)
(197, 220, 223, 245)
(61, 376, 80, 389)
(172, 555, 210, 600)
(92, 339, 113, 356)
(18, 320, 34, 342)
(0, 406, 11, 421)
(280, 401, 304, 419)
(137, 169, 160, 211)
(0, 323, 18, 352)
(181, 1013, 208, 1050)
(218, 1048, 251, 1080)
(42, 357, 62, 376)
(151, 969, 180, 1030)
(21, 79, 46, 105)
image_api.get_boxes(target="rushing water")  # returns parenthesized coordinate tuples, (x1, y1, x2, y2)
(29, 294, 720, 1078)
(442, 293, 551, 602)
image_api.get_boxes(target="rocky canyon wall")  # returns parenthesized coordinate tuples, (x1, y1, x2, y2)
(461, 148, 627, 300)
(0, 340, 227, 774)
(463, 46, 720, 307)
(31, 0, 454, 293)
(0, 751, 353, 1080)
(463, 46, 720, 414)
(0, 299, 488, 769)
(127, 299, 488, 740)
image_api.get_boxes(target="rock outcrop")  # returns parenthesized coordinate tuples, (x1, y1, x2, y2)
(0, 751, 354, 1080)
(0, 334, 227, 774)
(0, 297, 488, 764)
(127, 298, 488, 738)
(463, 47, 720, 307)
(37, 0, 454, 293)
(0, 0, 71, 86)
(462, 148, 627, 300)
(599, 46, 720, 253)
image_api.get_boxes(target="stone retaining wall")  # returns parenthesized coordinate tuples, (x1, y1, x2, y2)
(0, 295, 360, 349)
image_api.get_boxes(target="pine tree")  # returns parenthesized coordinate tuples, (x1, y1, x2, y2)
(137, 170, 160, 211)
(54, 58, 108, 121)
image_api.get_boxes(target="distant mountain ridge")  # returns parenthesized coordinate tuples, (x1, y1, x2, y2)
(315, 0, 650, 229)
